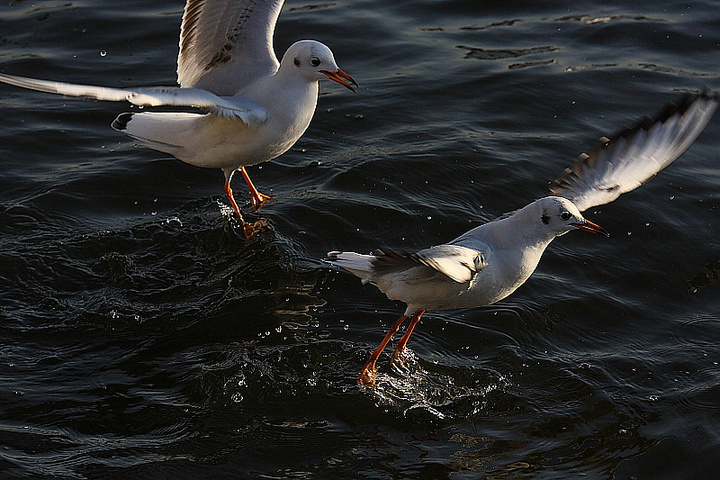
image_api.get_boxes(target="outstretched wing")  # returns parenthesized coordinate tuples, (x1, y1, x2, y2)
(372, 245, 487, 284)
(550, 89, 719, 213)
(177, 0, 285, 95)
(0, 73, 267, 126)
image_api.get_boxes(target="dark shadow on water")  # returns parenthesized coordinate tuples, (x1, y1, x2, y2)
(686, 257, 720, 292)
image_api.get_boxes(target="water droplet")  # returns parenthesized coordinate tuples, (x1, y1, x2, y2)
(164, 216, 182, 227)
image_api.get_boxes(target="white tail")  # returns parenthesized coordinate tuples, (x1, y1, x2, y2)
(111, 111, 206, 158)
(325, 251, 375, 283)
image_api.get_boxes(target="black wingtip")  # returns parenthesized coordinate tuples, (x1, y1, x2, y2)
(549, 87, 719, 196)
(699, 86, 720, 102)
(612, 88, 718, 141)
(111, 112, 133, 131)
(646, 87, 718, 128)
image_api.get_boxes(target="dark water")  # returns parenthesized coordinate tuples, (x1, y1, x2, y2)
(1, 0, 720, 478)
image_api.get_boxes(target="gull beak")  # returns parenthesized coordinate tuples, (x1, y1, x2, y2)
(572, 220, 610, 237)
(320, 69, 358, 92)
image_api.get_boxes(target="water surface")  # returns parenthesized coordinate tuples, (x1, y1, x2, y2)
(1, 0, 720, 478)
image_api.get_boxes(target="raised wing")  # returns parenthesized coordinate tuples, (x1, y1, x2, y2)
(550, 89, 718, 212)
(372, 245, 487, 284)
(178, 0, 284, 95)
(0, 73, 267, 126)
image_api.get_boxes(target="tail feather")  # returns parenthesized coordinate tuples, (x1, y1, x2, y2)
(111, 111, 204, 157)
(325, 251, 375, 283)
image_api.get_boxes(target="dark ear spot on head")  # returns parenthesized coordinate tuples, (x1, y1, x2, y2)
(541, 212, 550, 225)
(294, 57, 300, 67)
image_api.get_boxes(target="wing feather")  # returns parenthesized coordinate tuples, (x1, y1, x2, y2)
(550, 89, 719, 212)
(0, 73, 267, 126)
(177, 0, 284, 94)
(372, 245, 487, 284)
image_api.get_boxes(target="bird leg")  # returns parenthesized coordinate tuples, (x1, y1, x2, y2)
(240, 166, 274, 212)
(358, 314, 409, 386)
(390, 310, 425, 367)
(224, 174, 267, 239)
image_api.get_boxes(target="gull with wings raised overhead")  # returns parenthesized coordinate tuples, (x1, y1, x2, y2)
(0, 0, 357, 238)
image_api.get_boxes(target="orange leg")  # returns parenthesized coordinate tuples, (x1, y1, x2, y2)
(223, 175, 266, 239)
(390, 310, 425, 366)
(358, 314, 409, 386)
(240, 166, 274, 212)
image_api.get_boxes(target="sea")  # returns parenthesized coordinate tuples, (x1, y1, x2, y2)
(1, 0, 719, 478)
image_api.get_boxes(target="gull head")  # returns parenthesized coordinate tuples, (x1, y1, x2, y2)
(282, 40, 357, 92)
(533, 196, 609, 238)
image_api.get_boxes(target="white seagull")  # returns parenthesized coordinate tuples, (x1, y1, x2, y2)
(0, 0, 357, 238)
(326, 89, 718, 386)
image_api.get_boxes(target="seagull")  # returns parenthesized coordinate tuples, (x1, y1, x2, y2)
(326, 89, 719, 386)
(0, 0, 357, 238)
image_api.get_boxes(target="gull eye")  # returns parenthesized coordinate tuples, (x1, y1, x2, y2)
(310, 57, 321, 67)
(560, 211, 572, 221)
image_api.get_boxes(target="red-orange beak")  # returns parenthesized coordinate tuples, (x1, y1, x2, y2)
(320, 69, 358, 92)
(572, 220, 610, 237)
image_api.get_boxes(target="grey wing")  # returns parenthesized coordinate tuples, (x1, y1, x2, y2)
(0, 73, 268, 126)
(550, 89, 719, 213)
(177, 0, 285, 95)
(372, 245, 487, 284)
